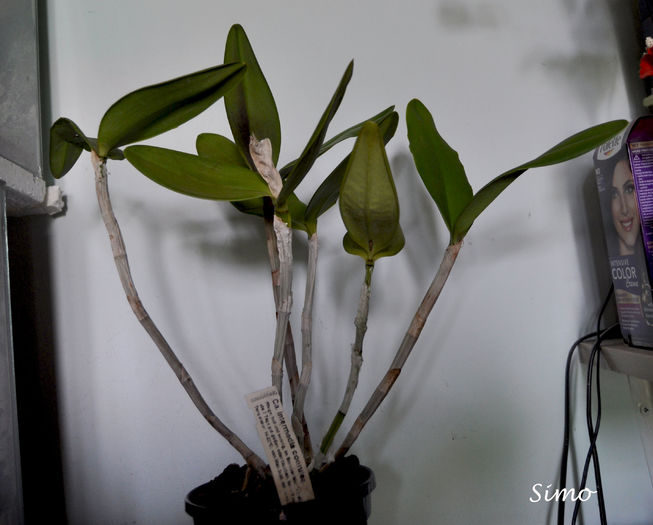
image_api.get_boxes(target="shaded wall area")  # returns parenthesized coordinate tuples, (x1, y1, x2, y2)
(9, 216, 67, 525)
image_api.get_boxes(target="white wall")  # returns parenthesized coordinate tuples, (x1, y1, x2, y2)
(44, 0, 653, 523)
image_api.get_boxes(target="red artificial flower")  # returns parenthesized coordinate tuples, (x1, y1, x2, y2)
(641, 47, 653, 79)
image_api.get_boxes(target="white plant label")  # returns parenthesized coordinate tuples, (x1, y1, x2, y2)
(245, 386, 315, 505)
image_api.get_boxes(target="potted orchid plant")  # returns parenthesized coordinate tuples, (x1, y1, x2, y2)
(49, 24, 626, 524)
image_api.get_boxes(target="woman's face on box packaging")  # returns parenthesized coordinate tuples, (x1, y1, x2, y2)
(611, 159, 640, 256)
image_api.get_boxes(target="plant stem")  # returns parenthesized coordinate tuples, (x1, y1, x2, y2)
(271, 215, 293, 400)
(91, 152, 267, 477)
(249, 137, 294, 402)
(335, 241, 462, 458)
(263, 207, 300, 403)
(264, 210, 313, 459)
(320, 264, 373, 456)
(291, 232, 318, 460)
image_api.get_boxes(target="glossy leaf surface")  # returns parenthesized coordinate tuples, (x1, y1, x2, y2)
(339, 121, 403, 261)
(86, 138, 124, 160)
(277, 61, 354, 207)
(279, 105, 395, 178)
(49, 118, 123, 178)
(451, 119, 628, 243)
(196, 133, 249, 167)
(342, 232, 369, 259)
(97, 62, 246, 157)
(406, 99, 473, 237)
(124, 145, 270, 201)
(304, 111, 399, 234)
(197, 133, 308, 230)
(372, 228, 405, 260)
(224, 24, 281, 167)
(49, 118, 92, 178)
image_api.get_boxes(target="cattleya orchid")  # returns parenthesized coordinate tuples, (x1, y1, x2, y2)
(48, 23, 628, 508)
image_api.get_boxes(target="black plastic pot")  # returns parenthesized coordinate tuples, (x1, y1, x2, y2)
(185, 460, 376, 524)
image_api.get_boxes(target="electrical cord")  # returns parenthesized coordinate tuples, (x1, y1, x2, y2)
(557, 331, 599, 525)
(575, 284, 617, 525)
(557, 284, 615, 525)
(571, 322, 616, 525)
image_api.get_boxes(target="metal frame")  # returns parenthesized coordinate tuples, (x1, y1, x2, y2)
(0, 183, 24, 525)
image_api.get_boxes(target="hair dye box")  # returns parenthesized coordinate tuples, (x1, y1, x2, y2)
(594, 116, 653, 348)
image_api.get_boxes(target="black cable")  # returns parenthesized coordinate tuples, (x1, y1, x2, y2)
(571, 329, 613, 525)
(577, 296, 614, 524)
(557, 332, 599, 525)
(557, 284, 614, 525)
(570, 284, 614, 525)
(567, 327, 617, 525)
(588, 333, 608, 523)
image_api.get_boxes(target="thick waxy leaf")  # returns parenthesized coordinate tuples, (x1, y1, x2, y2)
(342, 232, 369, 259)
(196, 133, 249, 167)
(339, 121, 403, 262)
(231, 193, 309, 232)
(451, 119, 628, 243)
(49, 118, 123, 178)
(224, 24, 281, 167)
(277, 61, 354, 207)
(285, 194, 309, 233)
(373, 228, 405, 260)
(319, 106, 395, 158)
(279, 105, 395, 177)
(197, 133, 308, 230)
(406, 99, 473, 237)
(85, 138, 125, 160)
(230, 198, 267, 217)
(304, 111, 399, 235)
(124, 145, 271, 201)
(97, 62, 246, 157)
(49, 118, 92, 178)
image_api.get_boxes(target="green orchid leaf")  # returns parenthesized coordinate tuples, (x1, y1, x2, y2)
(231, 193, 309, 232)
(451, 119, 629, 243)
(49, 118, 92, 178)
(124, 145, 270, 201)
(342, 232, 369, 259)
(279, 105, 395, 178)
(285, 194, 309, 233)
(306, 156, 348, 236)
(277, 60, 354, 207)
(49, 118, 125, 178)
(304, 111, 399, 235)
(230, 198, 266, 217)
(197, 132, 308, 230)
(319, 106, 395, 158)
(373, 228, 406, 260)
(197, 133, 283, 223)
(339, 121, 403, 262)
(196, 133, 249, 167)
(224, 24, 281, 167)
(97, 62, 246, 157)
(406, 98, 473, 238)
(106, 148, 125, 161)
(85, 138, 124, 160)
